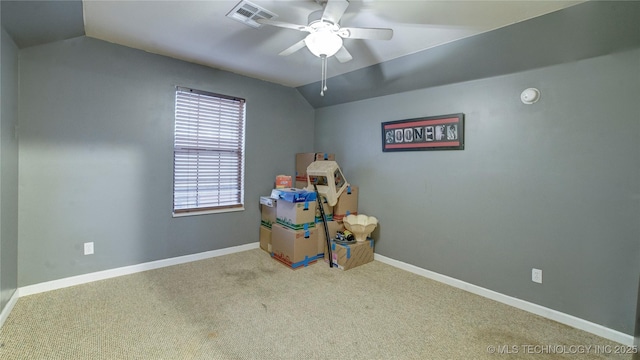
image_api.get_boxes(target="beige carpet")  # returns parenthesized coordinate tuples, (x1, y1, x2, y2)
(0, 248, 632, 359)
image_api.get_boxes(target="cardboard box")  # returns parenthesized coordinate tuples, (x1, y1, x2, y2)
(259, 196, 277, 207)
(314, 197, 333, 221)
(316, 220, 344, 257)
(328, 238, 374, 270)
(276, 199, 317, 230)
(275, 175, 292, 189)
(295, 152, 336, 179)
(260, 203, 277, 228)
(259, 225, 272, 253)
(333, 185, 358, 220)
(271, 224, 319, 269)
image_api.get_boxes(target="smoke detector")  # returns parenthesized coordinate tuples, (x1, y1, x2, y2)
(521, 88, 541, 104)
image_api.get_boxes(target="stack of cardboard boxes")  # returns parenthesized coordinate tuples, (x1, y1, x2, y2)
(259, 153, 375, 270)
(272, 188, 318, 269)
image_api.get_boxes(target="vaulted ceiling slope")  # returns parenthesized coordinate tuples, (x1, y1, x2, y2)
(300, 0, 640, 108)
(2, 1, 639, 109)
(1, 0, 84, 48)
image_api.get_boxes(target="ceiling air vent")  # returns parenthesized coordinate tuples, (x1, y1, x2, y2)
(226, 0, 277, 29)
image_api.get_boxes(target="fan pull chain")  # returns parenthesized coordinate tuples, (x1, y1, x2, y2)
(320, 55, 327, 97)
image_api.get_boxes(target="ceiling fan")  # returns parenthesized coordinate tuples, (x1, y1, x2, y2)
(257, 0, 393, 96)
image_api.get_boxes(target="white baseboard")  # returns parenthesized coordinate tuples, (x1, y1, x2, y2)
(19, 242, 259, 297)
(0, 290, 19, 329)
(374, 253, 635, 346)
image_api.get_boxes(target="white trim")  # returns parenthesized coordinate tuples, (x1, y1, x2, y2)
(374, 253, 635, 346)
(0, 290, 19, 328)
(172, 207, 245, 218)
(19, 242, 259, 297)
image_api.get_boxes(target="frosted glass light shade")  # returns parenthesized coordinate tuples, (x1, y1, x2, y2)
(305, 31, 343, 57)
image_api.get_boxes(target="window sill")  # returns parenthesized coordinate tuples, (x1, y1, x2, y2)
(172, 207, 245, 218)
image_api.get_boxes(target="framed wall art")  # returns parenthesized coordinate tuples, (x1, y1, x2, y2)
(381, 113, 464, 152)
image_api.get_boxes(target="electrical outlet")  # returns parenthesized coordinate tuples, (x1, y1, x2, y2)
(532, 268, 542, 284)
(84, 242, 94, 255)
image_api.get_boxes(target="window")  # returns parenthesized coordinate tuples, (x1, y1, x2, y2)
(173, 87, 246, 215)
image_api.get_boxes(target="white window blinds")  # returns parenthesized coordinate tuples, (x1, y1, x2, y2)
(173, 87, 246, 214)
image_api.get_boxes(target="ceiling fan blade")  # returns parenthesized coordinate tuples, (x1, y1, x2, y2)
(322, 0, 349, 24)
(256, 18, 310, 32)
(334, 46, 353, 63)
(339, 27, 393, 40)
(279, 39, 307, 56)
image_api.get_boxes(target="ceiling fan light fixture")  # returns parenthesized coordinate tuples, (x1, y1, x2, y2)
(257, 0, 392, 97)
(305, 31, 343, 57)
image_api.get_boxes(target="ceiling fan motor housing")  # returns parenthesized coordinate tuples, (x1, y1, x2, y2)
(304, 10, 343, 57)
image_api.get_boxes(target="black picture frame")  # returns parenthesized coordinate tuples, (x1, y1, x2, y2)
(381, 113, 464, 152)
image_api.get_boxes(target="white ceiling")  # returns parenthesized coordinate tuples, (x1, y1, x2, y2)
(83, 0, 583, 88)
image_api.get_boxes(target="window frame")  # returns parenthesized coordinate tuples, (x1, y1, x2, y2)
(172, 86, 246, 217)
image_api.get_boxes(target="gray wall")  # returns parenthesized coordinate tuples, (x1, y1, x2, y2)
(314, 49, 640, 336)
(17, 36, 314, 286)
(0, 28, 19, 312)
(635, 275, 640, 360)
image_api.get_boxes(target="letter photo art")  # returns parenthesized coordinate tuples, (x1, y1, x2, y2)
(381, 113, 464, 152)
